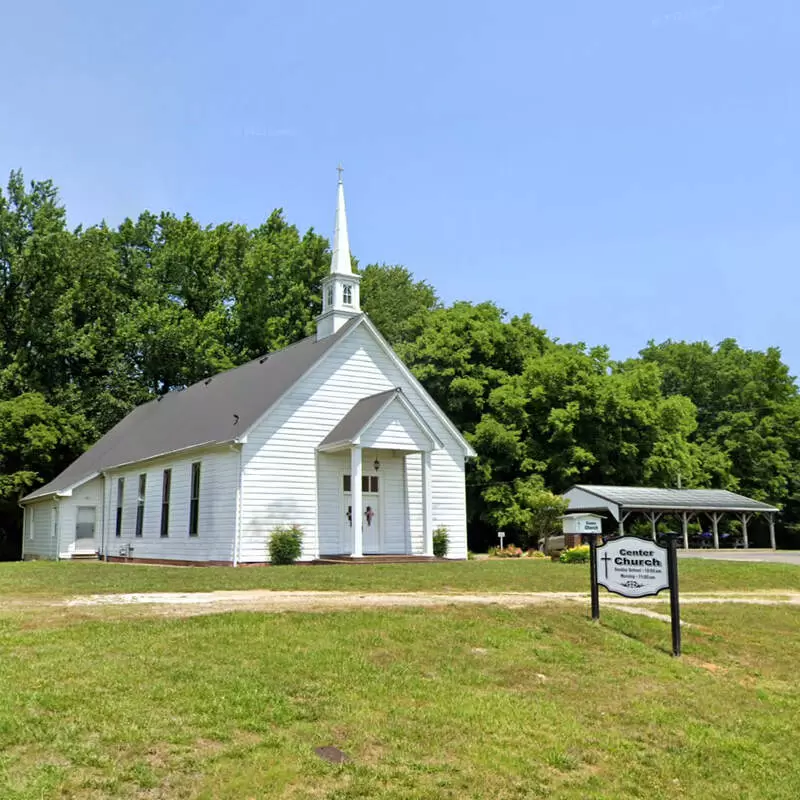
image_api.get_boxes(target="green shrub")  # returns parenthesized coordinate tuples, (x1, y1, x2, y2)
(269, 525, 303, 565)
(527, 549, 548, 559)
(559, 545, 591, 564)
(433, 526, 449, 558)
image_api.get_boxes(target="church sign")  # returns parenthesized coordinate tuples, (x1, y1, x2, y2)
(581, 529, 683, 657)
(596, 536, 669, 598)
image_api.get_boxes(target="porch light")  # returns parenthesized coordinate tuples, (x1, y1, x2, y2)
(373, 458, 380, 472)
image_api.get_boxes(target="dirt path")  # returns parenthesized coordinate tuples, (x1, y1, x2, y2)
(55, 589, 800, 619)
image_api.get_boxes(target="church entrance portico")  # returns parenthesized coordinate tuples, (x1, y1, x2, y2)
(317, 386, 443, 558)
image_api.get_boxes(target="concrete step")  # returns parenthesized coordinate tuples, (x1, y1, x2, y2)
(313, 555, 442, 565)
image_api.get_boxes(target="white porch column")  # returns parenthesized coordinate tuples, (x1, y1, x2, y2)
(422, 450, 433, 556)
(351, 445, 363, 558)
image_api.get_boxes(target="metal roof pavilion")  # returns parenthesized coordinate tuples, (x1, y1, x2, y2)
(563, 485, 779, 550)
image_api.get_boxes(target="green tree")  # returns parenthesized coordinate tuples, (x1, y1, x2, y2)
(359, 263, 439, 345)
(483, 476, 568, 550)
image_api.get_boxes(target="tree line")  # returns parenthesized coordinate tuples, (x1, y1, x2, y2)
(1, 171, 798, 557)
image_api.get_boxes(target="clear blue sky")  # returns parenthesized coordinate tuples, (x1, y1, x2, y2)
(2, 1, 798, 373)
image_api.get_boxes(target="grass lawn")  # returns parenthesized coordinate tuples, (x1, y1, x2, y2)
(1, 598, 799, 799)
(2, 557, 800, 598)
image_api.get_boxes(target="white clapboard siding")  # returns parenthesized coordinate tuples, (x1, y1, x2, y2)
(317, 450, 348, 554)
(404, 453, 424, 555)
(56, 477, 104, 556)
(102, 446, 239, 563)
(359, 400, 433, 451)
(22, 501, 58, 560)
(240, 323, 468, 561)
(380, 453, 407, 553)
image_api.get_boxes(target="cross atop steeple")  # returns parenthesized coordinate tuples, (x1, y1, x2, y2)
(337, 163, 344, 183)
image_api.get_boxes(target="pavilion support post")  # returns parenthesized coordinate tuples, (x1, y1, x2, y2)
(647, 512, 662, 540)
(681, 512, 690, 550)
(351, 445, 363, 558)
(768, 513, 777, 550)
(709, 512, 721, 549)
(740, 513, 751, 549)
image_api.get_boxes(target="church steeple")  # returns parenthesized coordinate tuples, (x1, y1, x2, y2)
(316, 166, 362, 340)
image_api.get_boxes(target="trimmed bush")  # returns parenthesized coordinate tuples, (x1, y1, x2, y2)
(559, 545, 591, 564)
(527, 549, 548, 559)
(433, 526, 449, 558)
(269, 525, 303, 565)
(489, 545, 524, 558)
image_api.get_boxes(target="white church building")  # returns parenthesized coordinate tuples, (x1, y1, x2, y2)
(20, 173, 475, 565)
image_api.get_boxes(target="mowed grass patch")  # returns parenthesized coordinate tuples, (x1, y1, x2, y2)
(0, 603, 799, 799)
(2, 557, 799, 599)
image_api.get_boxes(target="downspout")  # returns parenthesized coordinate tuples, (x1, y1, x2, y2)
(99, 472, 107, 561)
(54, 498, 61, 561)
(18, 500, 26, 561)
(233, 444, 243, 567)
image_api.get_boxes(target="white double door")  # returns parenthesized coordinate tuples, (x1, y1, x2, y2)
(343, 491, 381, 554)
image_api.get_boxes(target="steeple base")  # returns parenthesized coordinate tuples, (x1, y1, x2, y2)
(316, 308, 362, 340)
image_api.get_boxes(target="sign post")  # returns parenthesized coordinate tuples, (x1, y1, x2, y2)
(593, 534, 682, 657)
(587, 533, 600, 621)
(497, 531, 505, 549)
(664, 532, 682, 657)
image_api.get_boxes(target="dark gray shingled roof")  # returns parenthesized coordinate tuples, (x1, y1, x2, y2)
(318, 388, 400, 449)
(567, 485, 778, 513)
(23, 318, 361, 502)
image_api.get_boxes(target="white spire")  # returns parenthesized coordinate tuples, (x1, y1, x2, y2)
(330, 164, 352, 275)
(316, 165, 361, 340)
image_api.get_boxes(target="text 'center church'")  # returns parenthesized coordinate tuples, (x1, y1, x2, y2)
(21, 171, 475, 564)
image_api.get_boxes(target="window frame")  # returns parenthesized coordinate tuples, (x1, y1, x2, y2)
(342, 283, 353, 306)
(115, 477, 125, 538)
(342, 474, 379, 493)
(76, 506, 97, 541)
(188, 462, 201, 537)
(326, 284, 334, 308)
(135, 473, 146, 538)
(160, 469, 171, 538)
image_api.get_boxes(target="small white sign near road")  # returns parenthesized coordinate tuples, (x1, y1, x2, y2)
(595, 536, 670, 598)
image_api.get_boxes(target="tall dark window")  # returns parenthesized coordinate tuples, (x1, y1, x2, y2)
(115, 478, 125, 537)
(189, 462, 201, 537)
(343, 284, 352, 305)
(135, 473, 146, 537)
(160, 469, 171, 537)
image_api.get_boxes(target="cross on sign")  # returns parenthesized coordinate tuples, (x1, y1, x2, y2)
(601, 552, 612, 579)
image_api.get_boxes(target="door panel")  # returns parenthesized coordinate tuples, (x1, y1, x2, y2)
(342, 472, 381, 554)
(75, 506, 96, 542)
(362, 496, 380, 554)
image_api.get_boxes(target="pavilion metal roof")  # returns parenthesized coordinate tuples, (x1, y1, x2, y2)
(565, 485, 778, 514)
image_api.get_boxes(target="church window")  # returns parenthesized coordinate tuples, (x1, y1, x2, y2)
(326, 285, 333, 307)
(342, 475, 379, 493)
(343, 284, 352, 305)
